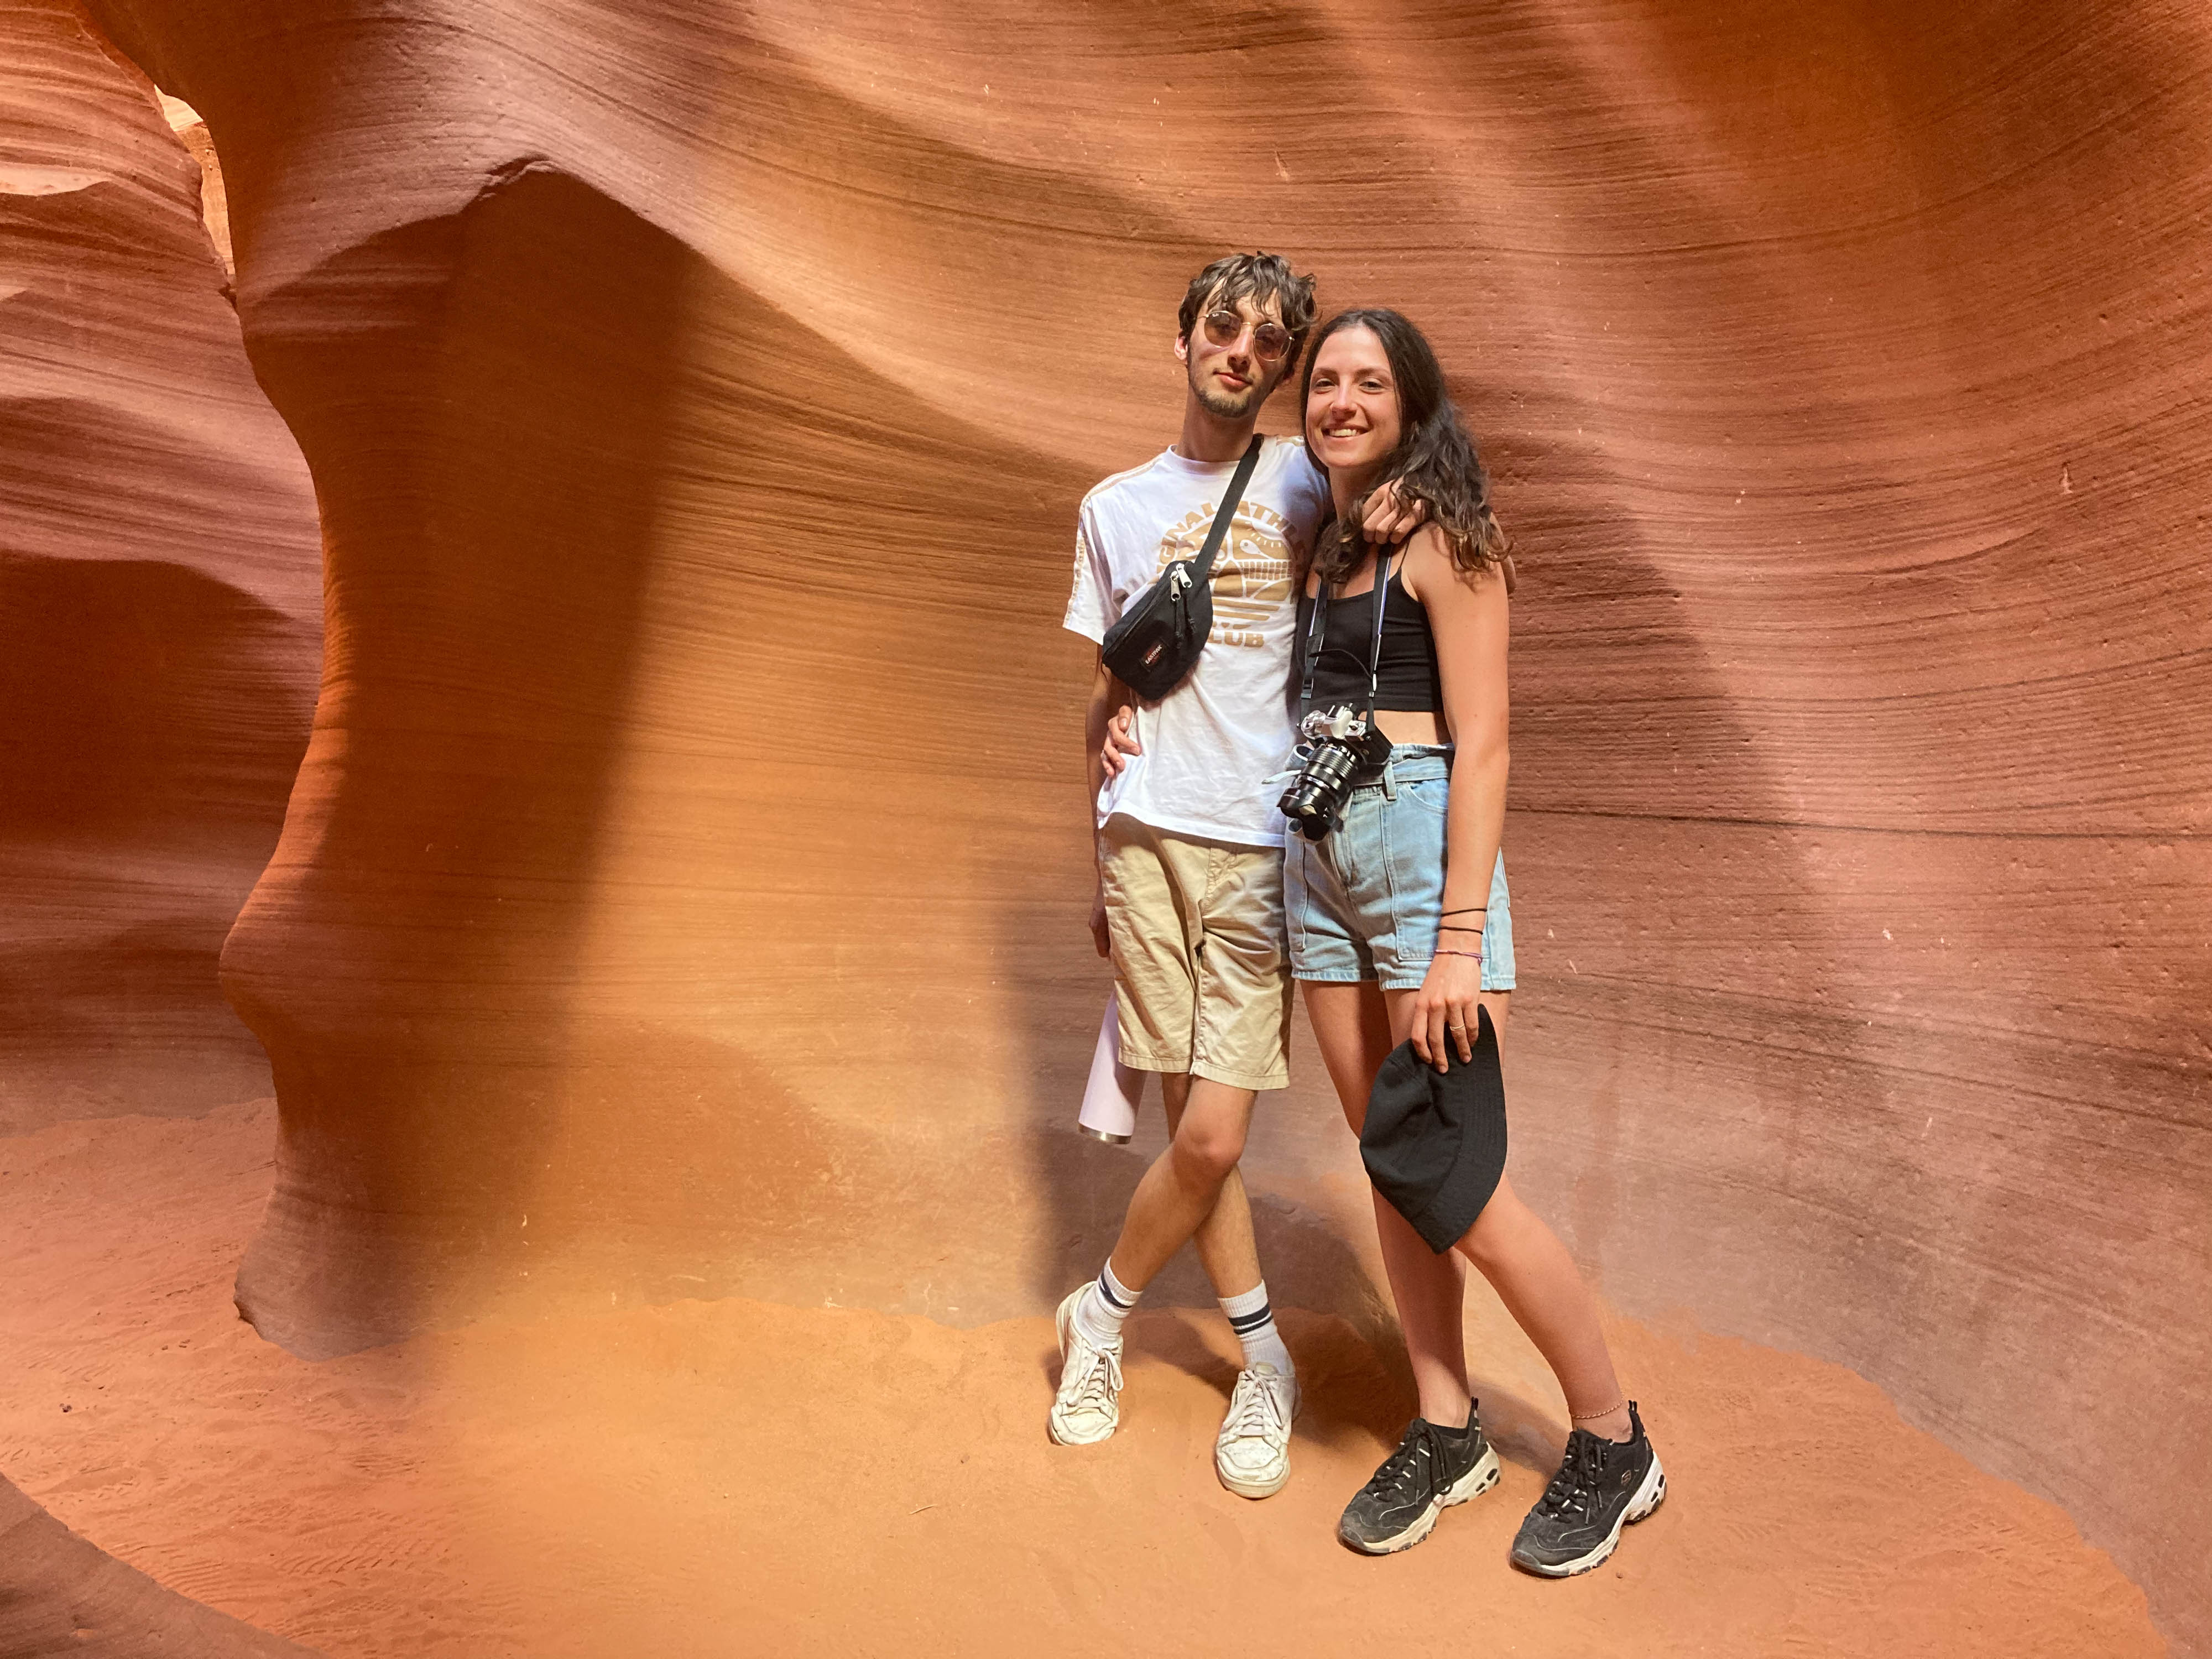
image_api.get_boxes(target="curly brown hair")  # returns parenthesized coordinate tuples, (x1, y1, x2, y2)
(1300, 307, 1510, 587)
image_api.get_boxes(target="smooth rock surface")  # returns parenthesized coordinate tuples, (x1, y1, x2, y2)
(65, 1, 2212, 1648)
(0, 0, 317, 1131)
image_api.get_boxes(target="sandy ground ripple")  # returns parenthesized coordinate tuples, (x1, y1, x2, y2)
(0, 1101, 2166, 1657)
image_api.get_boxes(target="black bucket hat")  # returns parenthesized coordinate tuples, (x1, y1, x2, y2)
(1359, 1004, 1509, 1254)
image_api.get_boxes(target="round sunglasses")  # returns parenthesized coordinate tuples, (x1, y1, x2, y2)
(1200, 307, 1292, 363)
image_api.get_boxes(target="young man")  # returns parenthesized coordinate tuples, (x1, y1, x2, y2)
(1056, 251, 1326, 1498)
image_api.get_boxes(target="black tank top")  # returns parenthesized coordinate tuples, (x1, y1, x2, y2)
(1294, 562, 1445, 712)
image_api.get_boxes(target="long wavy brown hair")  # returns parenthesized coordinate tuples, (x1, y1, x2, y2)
(1300, 307, 1511, 587)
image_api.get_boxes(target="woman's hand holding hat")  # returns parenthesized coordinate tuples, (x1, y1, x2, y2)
(1411, 947, 1483, 1071)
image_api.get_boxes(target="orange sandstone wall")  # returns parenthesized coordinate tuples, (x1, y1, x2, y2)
(77, 1, 2211, 1648)
(0, 0, 317, 1131)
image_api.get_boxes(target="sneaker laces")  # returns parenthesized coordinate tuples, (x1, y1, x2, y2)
(1363, 1419, 1442, 1504)
(1223, 1371, 1287, 1442)
(1065, 1340, 1124, 1415)
(1536, 1432, 1608, 1521)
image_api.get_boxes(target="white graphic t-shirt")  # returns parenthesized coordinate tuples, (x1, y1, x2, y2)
(1064, 436, 1332, 848)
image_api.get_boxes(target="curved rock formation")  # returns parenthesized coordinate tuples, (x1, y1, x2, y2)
(0, 0, 317, 1131)
(74, 0, 2210, 1647)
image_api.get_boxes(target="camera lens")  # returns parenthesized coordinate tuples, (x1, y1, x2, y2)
(1277, 739, 1363, 839)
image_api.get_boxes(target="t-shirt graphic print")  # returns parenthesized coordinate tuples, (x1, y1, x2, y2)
(1065, 436, 1331, 848)
(1150, 499, 1298, 651)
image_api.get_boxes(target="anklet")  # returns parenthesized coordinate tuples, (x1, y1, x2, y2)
(1569, 1400, 1626, 1422)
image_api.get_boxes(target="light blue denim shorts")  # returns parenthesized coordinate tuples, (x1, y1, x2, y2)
(1285, 745, 1516, 993)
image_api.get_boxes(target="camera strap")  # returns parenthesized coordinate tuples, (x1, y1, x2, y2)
(1297, 547, 1396, 721)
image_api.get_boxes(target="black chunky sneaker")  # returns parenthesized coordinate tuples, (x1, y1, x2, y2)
(1337, 1407, 1501, 1554)
(1509, 1401, 1666, 1577)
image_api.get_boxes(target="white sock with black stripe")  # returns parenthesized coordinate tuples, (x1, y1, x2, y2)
(1220, 1281, 1294, 1378)
(1073, 1259, 1140, 1350)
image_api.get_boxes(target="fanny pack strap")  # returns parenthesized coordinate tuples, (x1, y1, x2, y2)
(1297, 546, 1395, 721)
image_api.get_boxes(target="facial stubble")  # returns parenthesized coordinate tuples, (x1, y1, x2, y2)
(1189, 356, 1268, 421)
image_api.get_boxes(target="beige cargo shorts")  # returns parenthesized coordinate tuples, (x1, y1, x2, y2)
(1096, 812, 1292, 1093)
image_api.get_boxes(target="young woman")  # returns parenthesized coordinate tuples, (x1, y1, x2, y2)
(1291, 309, 1665, 1573)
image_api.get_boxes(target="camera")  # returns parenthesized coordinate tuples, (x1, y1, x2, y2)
(1277, 705, 1395, 840)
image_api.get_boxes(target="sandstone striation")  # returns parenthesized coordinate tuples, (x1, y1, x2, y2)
(0, 0, 317, 1131)
(67, 0, 2212, 1648)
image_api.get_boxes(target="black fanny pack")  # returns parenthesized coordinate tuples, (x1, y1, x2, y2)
(1099, 435, 1263, 702)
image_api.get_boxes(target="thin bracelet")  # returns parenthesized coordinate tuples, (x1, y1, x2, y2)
(1434, 948, 1483, 961)
(1570, 1399, 1626, 1423)
(1439, 924, 1483, 933)
(1440, 906, 1486, 917)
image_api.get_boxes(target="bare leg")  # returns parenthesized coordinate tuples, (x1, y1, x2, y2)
(1373, 987, 1633, 1443)
(1307, 981, 1485, 1426)
(1155, 1072, 1264, 1297)
(1451, 1175, 1631, 1441)
(1105, 1076, 1258, 1292)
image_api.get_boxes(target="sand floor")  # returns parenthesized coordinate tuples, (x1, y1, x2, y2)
(0, 1100, 2167, 1657)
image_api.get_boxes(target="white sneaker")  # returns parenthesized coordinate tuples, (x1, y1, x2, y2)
(1215, 1363, 1299, 1498)
(1049, 1286, 1125, 1446)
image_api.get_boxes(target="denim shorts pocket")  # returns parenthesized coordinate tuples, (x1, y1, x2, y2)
(1379, 790, 1448, 979)
(1400, 774, 1451, 817)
